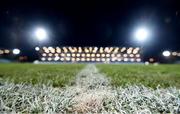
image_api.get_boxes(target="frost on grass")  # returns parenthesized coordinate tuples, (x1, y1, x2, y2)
(1, 65, 180, 113)
(0, 83, 77, 113)
(1, 83, 180, 113)
(105, 85, 180, 114)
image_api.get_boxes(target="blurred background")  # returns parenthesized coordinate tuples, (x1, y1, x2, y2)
(0, 0, 180, 64)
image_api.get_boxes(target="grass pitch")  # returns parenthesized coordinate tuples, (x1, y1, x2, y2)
(0, 63, 180, 88)
(1, 64, 180, 113)
(0, 64, 85, 87)
(97, 64, 180, 88)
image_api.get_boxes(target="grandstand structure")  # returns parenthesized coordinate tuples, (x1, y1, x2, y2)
(35, 46, 142, 63)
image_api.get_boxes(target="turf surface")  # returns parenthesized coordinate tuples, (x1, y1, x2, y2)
(97, 64, 180, 88)
(0, 64, 85, 87)
(1, 63, 180, 88)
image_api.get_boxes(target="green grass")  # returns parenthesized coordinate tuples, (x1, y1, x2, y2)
(97, 64, 180, 88)
(0, 63, 85, 87)
(1, 63, 180, 88)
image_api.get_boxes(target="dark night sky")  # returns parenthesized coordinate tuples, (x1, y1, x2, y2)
(0, 0, 180, 61)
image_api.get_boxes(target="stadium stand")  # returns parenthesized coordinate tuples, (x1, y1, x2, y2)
(35, 46, 142, 63)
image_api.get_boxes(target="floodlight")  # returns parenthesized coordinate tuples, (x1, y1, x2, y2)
(48, 53, 53, 56)
(66, 57, 70, 61)
(127, 49, 132, 54)
(48, 46, 53, 50)
(124, 58, 128, 62)
(56, 48, 61, 53)
(55, 53, 59, 57)
(101, 54, 105, 57)
(35, 28, 48, 41)
(111, 54, 115, 57)
(71, 58, 75, 61)
(48, 57, 52, 61)
(81, 53, 85, 57)
(35, 47, 40, 51)
(42, 53, 46, 56)
(121, 47, 126, 52)
(96, 54, 100, 57)
(91, 54, 95, 57)
(117, 54, 121, 57)
(86, 58, 90, 61)
(134, 27, 150, 42)
(136, 58, 141, 62)
(67, 53, 71, 57)
(41, 57, 46, 61)
(60, 58, 64, 61)
(91, 58, 95, 61)
(13, 49, 20, 55)
(123, 54, 128, 57)
(133, 50, 138, 54)
(96, 58, 100, 61)
(76, 53, 80, 57)
(76, 58, 80, 61)
(130, 54, 134, 57)
(106, 54, 110, 57)
(135, 54, 140, 58)
(162, 50, 171, 57)
(130, 58, 135, 62)
(72, 53, 75, 57)
(87, 54, 91, 57)
(61, 53, 65, 56)
(81, 58, 85, 61)
(117, 58, 122, 61)
(106, 58, 110, 62)
(101, 58, 105, 61)
(111, 57, 116, 61)
(54, 56, 60, 61)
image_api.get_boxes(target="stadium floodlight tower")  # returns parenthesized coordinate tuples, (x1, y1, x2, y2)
(162, 50, 171, 57)
(34, 27, 49, 53)
(13, 48, 20, 55)
(133, 26, 151, 62)
(134, 27, 150, 43)
(35, 27, 48, 42)
(33, 27, 49, 62)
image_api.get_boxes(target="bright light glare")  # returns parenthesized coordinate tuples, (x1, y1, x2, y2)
(35, 47, 40, 51)
(134, 27, 149, 42)
(35, 28, 48, 41)
(13, 49, 20, 55)
(162, 50, 171, 57)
